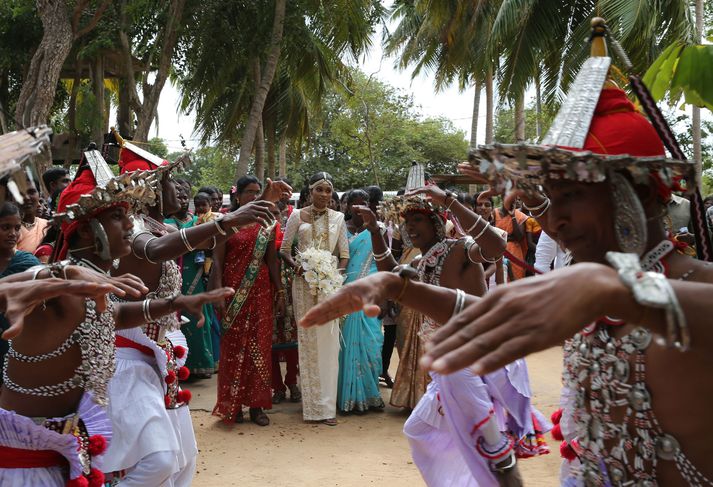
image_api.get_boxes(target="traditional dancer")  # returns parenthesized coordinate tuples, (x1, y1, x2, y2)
(279, 172, 349, 425)
(0, 153, 231, 486)
(308, 176, 549, 486)
(101, 135, 287, 485)
(348, 19, 713, 486)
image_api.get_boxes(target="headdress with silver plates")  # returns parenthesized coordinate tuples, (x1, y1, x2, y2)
(53, 149, 162, 261)
(468, 18, 696, 198)
(379, 162, 446, 242)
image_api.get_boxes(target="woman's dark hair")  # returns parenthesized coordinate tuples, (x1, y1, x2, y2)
(0, 201, 20, 218)
(346, 189, 369, 206)
(210, 185, 223, 197)
(463, 193, 475, 208)
(194, 192, 211, 205)
(197, 186, 218, 196)
(331, 191, 340, 207)
(297, 185, 310, 209)
(363, 185, 383, 204)
(230, 176, 261, 210)
(475, 191, 494, 206)
(308, 171, 334, 187)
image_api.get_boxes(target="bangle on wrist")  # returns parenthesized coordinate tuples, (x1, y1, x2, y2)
(523, 197, 550, 218)
(180, 228, 194, 252)
(213, 215, 227, 236)
(142, 299, 154, 323)
(451, 289, 466, 318)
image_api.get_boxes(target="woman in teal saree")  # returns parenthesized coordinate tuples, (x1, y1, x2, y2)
(338, 190, 385, 413)
(165, 187, 215, 377)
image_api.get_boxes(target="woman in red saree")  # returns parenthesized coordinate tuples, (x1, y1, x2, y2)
(210, 176, 285, 426)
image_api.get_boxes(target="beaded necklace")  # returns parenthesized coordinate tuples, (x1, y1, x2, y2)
(562, 240, 712, 485)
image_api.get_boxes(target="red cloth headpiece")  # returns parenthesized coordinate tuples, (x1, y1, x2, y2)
(54, 167, 128, 260)
(119, 143, 169, 174)
(578, 88, 665, 158)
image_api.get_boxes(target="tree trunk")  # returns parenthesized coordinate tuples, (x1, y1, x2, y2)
(255, 120, 265, 180)
(514, 91, 525, 142)
(65, 56, 81, 167)
(122, 0, 187, 142)
(266, 124, 276, 179)
(15, 0, 74, 127)
(693, 0, 704, 187)
(92, 55, 105, 147)
(470, 80, 481, 147)
(117, 78, 132, 136)
(485, 67, 494, 144)
(535, 71, 543, 140)
(235, 0, 287, 179)
(278, 132, 287, 177)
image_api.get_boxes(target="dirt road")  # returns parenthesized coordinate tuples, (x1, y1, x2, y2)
(189, 347, 563, 486)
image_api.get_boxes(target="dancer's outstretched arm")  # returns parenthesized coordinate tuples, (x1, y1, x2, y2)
(422, 262, 713, 376)
(300, 271, 477, 329)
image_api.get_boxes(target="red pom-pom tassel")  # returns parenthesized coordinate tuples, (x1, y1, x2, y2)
(66, 476, 89, 487)
(560, 441, 577, 461)
(550, 408, 562, 425)
(165, 370, 177, 384)
(551, 423, 564, 441)
(87, 469, 105, 487)
(164, 394, 172, 408)
(87, 434, 108, 456)
(177, 366, 190, 381)
(177, 389, 192, 404)
(173, 346, 187, 359)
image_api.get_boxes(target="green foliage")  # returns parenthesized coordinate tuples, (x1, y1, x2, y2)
(175, 0, 384, 148)
(493, 100, 557, 144)
(291, 70, 468, 190)
(146, 137, 168, 158)
(175, 145, 237, 191)
(0, 0, 42, 128)
(643, 41, 713, 111)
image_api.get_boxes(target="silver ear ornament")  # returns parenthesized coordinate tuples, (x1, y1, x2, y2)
(90, 218, 113, 261)
(610, 171, 647, 256)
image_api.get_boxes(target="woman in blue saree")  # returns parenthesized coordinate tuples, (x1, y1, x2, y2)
(338, 190, 385, 413)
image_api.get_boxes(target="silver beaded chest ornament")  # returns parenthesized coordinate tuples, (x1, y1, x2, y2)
(561, 242, 710, 486)
(3, 299, 116, 407)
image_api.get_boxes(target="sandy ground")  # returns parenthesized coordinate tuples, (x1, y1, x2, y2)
(189, 347, 563, 487)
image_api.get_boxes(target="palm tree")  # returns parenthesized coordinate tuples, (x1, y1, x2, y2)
(177, 0, 383, 179)
(385, 0, 500, 147)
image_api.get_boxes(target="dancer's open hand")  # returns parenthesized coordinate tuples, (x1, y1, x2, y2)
(174, 287, 235, 328)
(300, 272, 402, 328)
(421, 264, 622, 375)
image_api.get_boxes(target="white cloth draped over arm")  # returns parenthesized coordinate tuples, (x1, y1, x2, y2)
(335, 217, 350, 260)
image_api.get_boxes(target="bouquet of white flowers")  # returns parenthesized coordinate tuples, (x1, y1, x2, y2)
(296, 246, 345, 297)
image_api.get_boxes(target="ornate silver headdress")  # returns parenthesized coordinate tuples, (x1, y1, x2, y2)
(468, 19, 696, 197)
(54, 150, 161, 224)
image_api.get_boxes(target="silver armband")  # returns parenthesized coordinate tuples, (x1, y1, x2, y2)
(606, 251, 689, 351)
